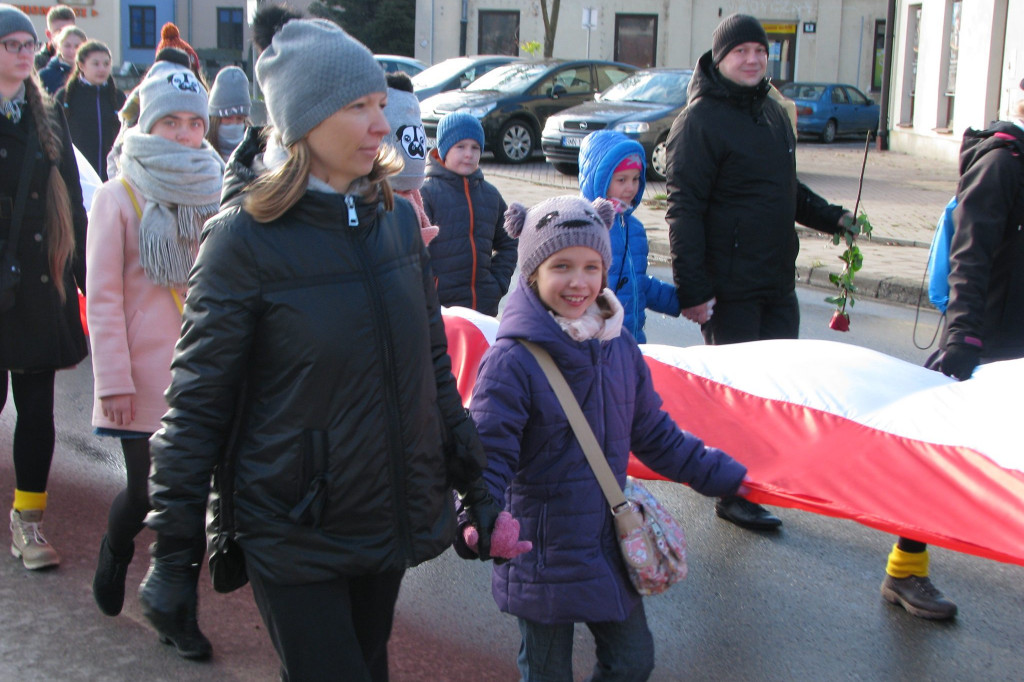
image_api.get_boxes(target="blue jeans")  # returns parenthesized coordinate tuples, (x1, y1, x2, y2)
(516, 601, 655, 682)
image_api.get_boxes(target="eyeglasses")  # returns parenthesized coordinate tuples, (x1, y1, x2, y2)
(2, 39, 39, 55)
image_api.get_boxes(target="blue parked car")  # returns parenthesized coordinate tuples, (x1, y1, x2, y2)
(779, 82, 879, 143)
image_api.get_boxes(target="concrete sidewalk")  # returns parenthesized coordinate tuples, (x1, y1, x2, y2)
(481, 140, 959, 307)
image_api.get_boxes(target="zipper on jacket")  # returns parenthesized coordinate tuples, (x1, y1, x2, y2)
(618, 217, 640, 336)
(94, 86, 103, 174)
(348, 223, 415, 564)
(345, 194, 359, 227)
(463, 177, 478, 310)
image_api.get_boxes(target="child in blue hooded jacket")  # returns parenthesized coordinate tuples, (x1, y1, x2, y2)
(579, 130, 679, 342)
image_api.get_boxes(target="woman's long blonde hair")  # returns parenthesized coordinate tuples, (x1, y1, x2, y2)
(24, 75, 75, 302)
(243, 133, 403, 223)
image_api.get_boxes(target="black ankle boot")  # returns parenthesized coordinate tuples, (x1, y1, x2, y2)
(93, 535, 135, 616)
(139, 543, 213, 661)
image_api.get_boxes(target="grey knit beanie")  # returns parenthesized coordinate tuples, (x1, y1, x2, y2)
(504, 196, 615, 280)
(385, 86, 426, 191)
(138, 65, 210, 134)
(711, 14, 768, 65)
(209, 66, 251, 118)
(256, 18, 386, 147)
(0, 4, 36, 41)
(437, 111, 485, 160)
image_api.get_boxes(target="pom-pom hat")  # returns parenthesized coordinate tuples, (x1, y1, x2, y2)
(0, 4, 36, 41)
(504, 195, 615, 280)
(255, 18, 386, 147)
(155, 23, 200, 73)
(711, 14, 769, 66)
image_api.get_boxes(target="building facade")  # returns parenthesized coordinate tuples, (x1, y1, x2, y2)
(413, 0, 888, 95)
(18, 0, 248, 74)
(887, 0, 1023, 162)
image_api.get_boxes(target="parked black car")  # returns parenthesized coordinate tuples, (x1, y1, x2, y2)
(420, 59, 636, 163)
(412, 55, 522, 101)
(541, 68, 693, 181)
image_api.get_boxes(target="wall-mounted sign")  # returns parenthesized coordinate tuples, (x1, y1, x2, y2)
(803, 22, 817, 33)
(16, 5, 98, 16)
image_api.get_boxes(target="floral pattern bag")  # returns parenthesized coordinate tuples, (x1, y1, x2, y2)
(518, 340, 688, 597)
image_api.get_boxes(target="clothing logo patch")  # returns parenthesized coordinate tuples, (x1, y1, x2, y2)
(396, 124, 426, 160)
(166, 72, 201, 93)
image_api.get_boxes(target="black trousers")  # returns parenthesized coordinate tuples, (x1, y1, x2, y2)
(700, 291, 800, 345)
(0, 370, 57, 493)
(248, 566, 405, 682)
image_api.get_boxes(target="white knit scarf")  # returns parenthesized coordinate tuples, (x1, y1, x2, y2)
(121, 130, 225, 287)
(553, 288, 625, 342)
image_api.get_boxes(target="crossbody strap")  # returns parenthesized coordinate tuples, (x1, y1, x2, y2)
(119, 177, 184, 315)
(517, 339, 630, 513)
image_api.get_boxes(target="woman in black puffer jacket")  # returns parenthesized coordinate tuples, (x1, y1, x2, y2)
(141, 13, 501, 681)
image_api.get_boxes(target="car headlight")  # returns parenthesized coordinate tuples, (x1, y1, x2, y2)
(542, 118, 562, 134)
(614, 121, 649, 134)
(460, 103, 496, 118)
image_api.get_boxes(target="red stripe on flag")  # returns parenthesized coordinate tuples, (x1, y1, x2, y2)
(635, 358, 1024, 566)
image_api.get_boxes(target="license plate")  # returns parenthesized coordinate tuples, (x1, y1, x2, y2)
(562, 135, 583, 148)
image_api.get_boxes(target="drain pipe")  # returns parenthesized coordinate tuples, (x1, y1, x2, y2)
(876, 0, 896, 150)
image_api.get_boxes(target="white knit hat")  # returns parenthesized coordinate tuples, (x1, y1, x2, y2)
(209, 66, 251, 118)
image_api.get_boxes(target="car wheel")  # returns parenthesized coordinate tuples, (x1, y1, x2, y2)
(495, 120, 534, 164)
(822, 119, 838, 144)
(552, 162, 577, 176)
(647, 137, 669, 182)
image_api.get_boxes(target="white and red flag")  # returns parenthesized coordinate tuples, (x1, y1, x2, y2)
(442, 308, 1024, 567)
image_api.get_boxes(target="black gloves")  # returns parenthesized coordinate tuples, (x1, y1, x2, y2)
(940, 343, 981, 381)
(138, 536, 212, 660)
(460, 478, 502, 561)
(446, 411, 485, 493)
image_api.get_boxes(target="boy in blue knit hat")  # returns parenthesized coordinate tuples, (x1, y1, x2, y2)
(421, 111, 517, 316)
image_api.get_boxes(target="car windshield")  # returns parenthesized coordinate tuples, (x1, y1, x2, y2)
(781, 84, 827, 100)
(465, 62, 549, 94)
(412, 58, 476, 88)
(599, 71, 691, 104)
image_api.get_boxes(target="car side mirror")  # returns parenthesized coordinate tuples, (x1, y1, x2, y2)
(549, 84, 567, 98)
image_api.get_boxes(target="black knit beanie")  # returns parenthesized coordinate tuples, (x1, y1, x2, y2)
(712, 14, 769, 65)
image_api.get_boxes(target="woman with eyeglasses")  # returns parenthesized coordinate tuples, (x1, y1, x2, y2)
(0, 4, 88, 570)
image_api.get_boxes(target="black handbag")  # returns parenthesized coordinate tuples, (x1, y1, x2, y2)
(206, 381, 249, 593)
(0, 125, 39, 313)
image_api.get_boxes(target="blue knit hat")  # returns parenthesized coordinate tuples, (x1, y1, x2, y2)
(437, 112, 484, 160)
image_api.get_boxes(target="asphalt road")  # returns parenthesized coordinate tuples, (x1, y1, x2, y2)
(1, 291, 1021, 681)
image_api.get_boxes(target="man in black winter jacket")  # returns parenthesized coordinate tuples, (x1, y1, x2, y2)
(665, 14, 852, 531)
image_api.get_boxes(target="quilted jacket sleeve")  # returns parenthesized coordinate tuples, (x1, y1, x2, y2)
(147, 211, 261, 540)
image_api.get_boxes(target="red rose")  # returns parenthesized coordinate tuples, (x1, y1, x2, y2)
(829, 310, 850, 332)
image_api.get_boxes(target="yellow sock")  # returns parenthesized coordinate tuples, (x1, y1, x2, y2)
(886, 543, 929, 578)
(13, 490, 47, 512)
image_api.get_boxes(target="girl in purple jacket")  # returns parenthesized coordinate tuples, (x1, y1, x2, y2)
(469, 195, 749, 681)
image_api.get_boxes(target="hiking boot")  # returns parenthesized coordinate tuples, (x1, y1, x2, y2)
(715, 496, 782, 531)
(93, 535, 135, 616)
(881, 574, 958, 620)
(10, 509, 60, 570)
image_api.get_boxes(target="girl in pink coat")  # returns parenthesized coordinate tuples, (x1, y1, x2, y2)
(85, 63, 223, 657)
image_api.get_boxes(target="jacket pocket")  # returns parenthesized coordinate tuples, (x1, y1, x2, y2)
(288, 429, 329, 528)
(536, 503, 548, 570)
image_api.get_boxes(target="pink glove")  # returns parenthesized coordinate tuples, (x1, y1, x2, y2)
(463, 511, 532, 559)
